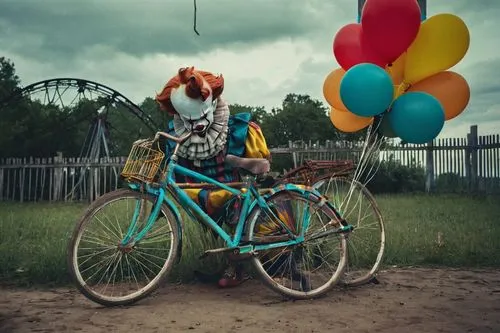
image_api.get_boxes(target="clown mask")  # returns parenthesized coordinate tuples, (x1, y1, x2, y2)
(156, 67, 230, 160)
(170, 84, 217, 139)
(156, 67, 224, 142)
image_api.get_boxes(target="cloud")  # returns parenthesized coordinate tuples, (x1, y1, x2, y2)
(0, 0, 343, 60)
(1, 0, 500, 140)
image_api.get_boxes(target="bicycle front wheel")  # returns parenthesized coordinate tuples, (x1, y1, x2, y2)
(314, 176, 385, 287)
(246, 189, 348, 299)
(67, 188, 180, 306)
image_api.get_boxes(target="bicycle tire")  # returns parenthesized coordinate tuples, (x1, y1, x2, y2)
(313, 176, 385, 287)
(245, 189, 348, 299)
(67, 188, 180, 307)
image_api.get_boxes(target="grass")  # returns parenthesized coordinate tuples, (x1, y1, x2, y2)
(0, 193, 499, 287)
(376, 194, 500, 267)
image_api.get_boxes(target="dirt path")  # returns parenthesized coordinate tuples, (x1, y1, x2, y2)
(1, 268, 499, 333)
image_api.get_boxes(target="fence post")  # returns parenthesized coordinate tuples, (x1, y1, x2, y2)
(468, 125, 478, 192)
(466, 133, 471, 189)
(53, 152, 64, 201)
(425, 140, 435, 192)
(289, 140, 298, 168)
(0, 165, 3, 201)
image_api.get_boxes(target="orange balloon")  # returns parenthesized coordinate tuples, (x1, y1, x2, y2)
(323, 68, 347, 111)
(386, 52, 406, 85)
(329, 107, 374, 133)
(407, 71, 470, 120)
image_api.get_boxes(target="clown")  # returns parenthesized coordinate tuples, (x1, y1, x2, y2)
(155, 66, 271, 287)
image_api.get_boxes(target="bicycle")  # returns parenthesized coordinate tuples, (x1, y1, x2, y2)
(67, 131, 354, 307)
(273, 160, 386, 287)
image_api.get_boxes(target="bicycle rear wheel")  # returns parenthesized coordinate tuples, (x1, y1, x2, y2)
(67, 188, 180, 306)
(314, 176, 385, 287)
(246, 189, 348, 299)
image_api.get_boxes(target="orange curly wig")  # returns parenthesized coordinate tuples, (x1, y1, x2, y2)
(156, 66, 225, 116)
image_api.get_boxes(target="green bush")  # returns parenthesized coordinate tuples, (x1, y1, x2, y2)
(435, 173, 468, 193)
(269, 153, 294, 173)
(365, 157, 425, 194)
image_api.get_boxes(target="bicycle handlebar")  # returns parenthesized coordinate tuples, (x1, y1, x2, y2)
(154, 131, 192, 144)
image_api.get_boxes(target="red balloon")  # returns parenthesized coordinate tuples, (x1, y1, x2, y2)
(333, 23, 387, 71)
(361, 0, 421, 64)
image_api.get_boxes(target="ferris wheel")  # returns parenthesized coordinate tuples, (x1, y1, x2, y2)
(2, 78, 162, 201)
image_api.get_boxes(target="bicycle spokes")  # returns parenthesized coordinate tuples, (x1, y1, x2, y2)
(74, 196, 174, 300)
(251, 191, 346, 296)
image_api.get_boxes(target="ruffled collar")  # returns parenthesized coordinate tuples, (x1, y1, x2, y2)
(172, 97, 230, 161)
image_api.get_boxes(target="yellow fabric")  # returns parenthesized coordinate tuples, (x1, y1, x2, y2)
(244, 124, 271, 159)
(183, 188, 233, 213)
(182, 123, 271, 211)
(184, 188, 200, 203)
(206, 189, 234, 209)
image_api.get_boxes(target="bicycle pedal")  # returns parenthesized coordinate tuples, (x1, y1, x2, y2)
(199, 247, 235, 259)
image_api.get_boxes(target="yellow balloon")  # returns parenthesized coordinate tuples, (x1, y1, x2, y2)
(329, 107, 373, 133)
(404, 13, 470, 84)
(386, 52, 406, 85)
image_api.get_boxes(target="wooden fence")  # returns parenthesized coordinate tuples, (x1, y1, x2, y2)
(275, 125, 500, 193)
(0, 154, 126, 203)
(1, 125, 499, 202)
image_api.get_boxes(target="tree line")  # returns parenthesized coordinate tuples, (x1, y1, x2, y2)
(0, 57, 364, 158)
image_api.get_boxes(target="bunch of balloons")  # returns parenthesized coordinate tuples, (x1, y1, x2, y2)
(323, 0, 471, 144)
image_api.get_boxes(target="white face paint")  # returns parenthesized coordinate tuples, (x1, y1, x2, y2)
(179, 106, 215, 130)
(170, 85, 218, 139)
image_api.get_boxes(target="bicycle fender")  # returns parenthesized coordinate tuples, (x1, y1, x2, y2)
(263, 183, 322, 199)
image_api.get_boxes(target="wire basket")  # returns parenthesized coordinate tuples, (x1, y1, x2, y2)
(121, 138, 165, 183)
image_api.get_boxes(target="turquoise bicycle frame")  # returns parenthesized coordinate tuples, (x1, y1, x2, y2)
(121, 155, 350, 259)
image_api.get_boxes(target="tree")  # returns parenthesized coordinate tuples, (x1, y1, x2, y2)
(229, 103, 267, 124)
(139, 97, 171, 131)
(258, 93, 340, 147)
(0, 56, 372, 158)
(0, 57, 27, 156)
(0, 57, 21, 102)
(227, 94, 370, 147)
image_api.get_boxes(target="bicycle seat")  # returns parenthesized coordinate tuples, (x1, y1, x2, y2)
(225, 154, 270, 175)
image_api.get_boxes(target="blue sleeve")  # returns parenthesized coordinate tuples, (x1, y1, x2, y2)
(227, 112, 251, 157)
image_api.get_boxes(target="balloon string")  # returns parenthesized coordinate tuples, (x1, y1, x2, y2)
(401, 81, 411, 92)
(193, 0, 200, 36)
(385, 65, 407, 110)
(386, 82, 410, 112)
(397, 82, 411, 95)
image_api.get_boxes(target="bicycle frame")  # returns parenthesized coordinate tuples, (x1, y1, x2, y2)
(118, 129, 353, 257)
(122, 158, 311, 254)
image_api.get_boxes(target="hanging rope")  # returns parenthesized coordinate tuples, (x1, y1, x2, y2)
(193, 0, 200, 36)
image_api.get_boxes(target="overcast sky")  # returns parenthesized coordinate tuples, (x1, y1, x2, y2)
(0, 0, 498, 138)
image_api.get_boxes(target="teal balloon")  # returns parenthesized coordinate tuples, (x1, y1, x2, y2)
(378, 114, 397, 138)
(339, 63, 394, 117)
(388, 92, 445, 144)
